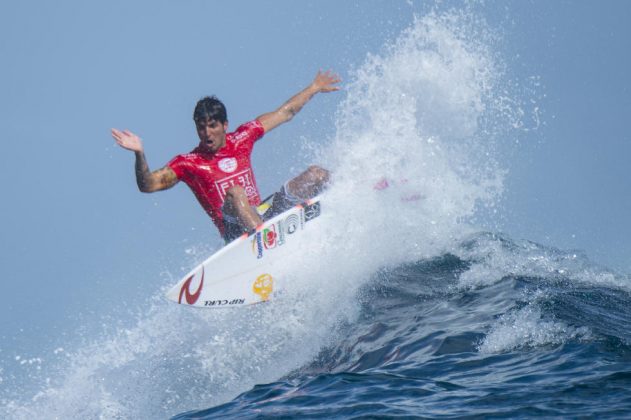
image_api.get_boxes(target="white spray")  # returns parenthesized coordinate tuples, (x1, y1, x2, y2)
(2, 10, 513, 419)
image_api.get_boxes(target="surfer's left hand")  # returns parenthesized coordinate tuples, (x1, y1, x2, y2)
(312, 70, 341, 93)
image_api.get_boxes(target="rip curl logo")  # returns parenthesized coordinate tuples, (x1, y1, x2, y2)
(204, 298, 246, 306)
(178, 267, 204, 305)
(218, 157, 237, 173)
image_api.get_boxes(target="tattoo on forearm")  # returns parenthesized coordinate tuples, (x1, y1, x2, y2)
(134, 152, 152, 190)
(283, 87, 316, 119)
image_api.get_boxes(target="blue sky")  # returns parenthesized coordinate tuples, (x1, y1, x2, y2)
(1, 0, 629, 356)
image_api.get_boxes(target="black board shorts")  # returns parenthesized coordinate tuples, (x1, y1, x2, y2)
(221, 185, 298, 244)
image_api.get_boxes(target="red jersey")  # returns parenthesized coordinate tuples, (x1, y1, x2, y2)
(167, 120, 265, 234)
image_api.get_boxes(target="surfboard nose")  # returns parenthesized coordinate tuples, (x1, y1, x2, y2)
(165, 284, 181, 303)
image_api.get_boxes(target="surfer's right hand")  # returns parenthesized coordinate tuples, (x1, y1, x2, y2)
(111, 128, 144, 153)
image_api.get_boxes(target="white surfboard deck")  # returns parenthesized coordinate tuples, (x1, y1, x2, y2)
(165, 196, 322, 308)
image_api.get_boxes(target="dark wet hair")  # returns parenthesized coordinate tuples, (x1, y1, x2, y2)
(193, 96, 227, 124)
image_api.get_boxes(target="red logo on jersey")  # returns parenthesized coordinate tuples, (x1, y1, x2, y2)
(216, 169, 258, 202)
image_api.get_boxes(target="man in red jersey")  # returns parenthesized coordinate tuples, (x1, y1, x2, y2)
(112, 70, 340, 243)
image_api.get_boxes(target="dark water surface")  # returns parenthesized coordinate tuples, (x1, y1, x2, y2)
(175, 234, 631, 418)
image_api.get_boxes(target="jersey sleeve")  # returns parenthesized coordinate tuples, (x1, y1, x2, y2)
(167, 155, 188, 180)
(231, 120, 265, 149)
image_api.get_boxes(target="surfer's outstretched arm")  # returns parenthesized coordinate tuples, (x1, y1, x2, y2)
(257, 70, 341, 133)
(111, 128, 179, 193)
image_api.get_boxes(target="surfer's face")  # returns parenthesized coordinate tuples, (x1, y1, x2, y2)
(196, 118, 228, 153)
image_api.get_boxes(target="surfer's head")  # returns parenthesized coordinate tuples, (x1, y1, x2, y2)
(194, 96, 228, 153)
(194, 96, 227, 124)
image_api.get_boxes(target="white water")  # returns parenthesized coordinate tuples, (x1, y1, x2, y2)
(320, 11, 507, 264)
(2, 10, 523, 419)
(454, 233, 626, 354)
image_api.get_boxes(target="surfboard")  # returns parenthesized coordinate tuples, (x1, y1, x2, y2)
(165, 196, 322, 308)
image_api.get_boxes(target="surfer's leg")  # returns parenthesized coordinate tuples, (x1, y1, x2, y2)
(223, 186, 262, 231)
(286, 165, 330, 200)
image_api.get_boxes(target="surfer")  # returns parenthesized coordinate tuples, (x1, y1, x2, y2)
(112, 70, 340, 243)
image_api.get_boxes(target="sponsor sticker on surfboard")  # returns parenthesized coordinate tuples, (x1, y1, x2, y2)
(165, 196, 322, 308)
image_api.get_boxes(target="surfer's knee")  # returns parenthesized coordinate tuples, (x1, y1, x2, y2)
(305, 165, 330, 185)
(286, 165, 329, 199)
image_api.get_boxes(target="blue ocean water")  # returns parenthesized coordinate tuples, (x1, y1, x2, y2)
(177, 234, 631, 418)
(3, 8, 631, 419)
